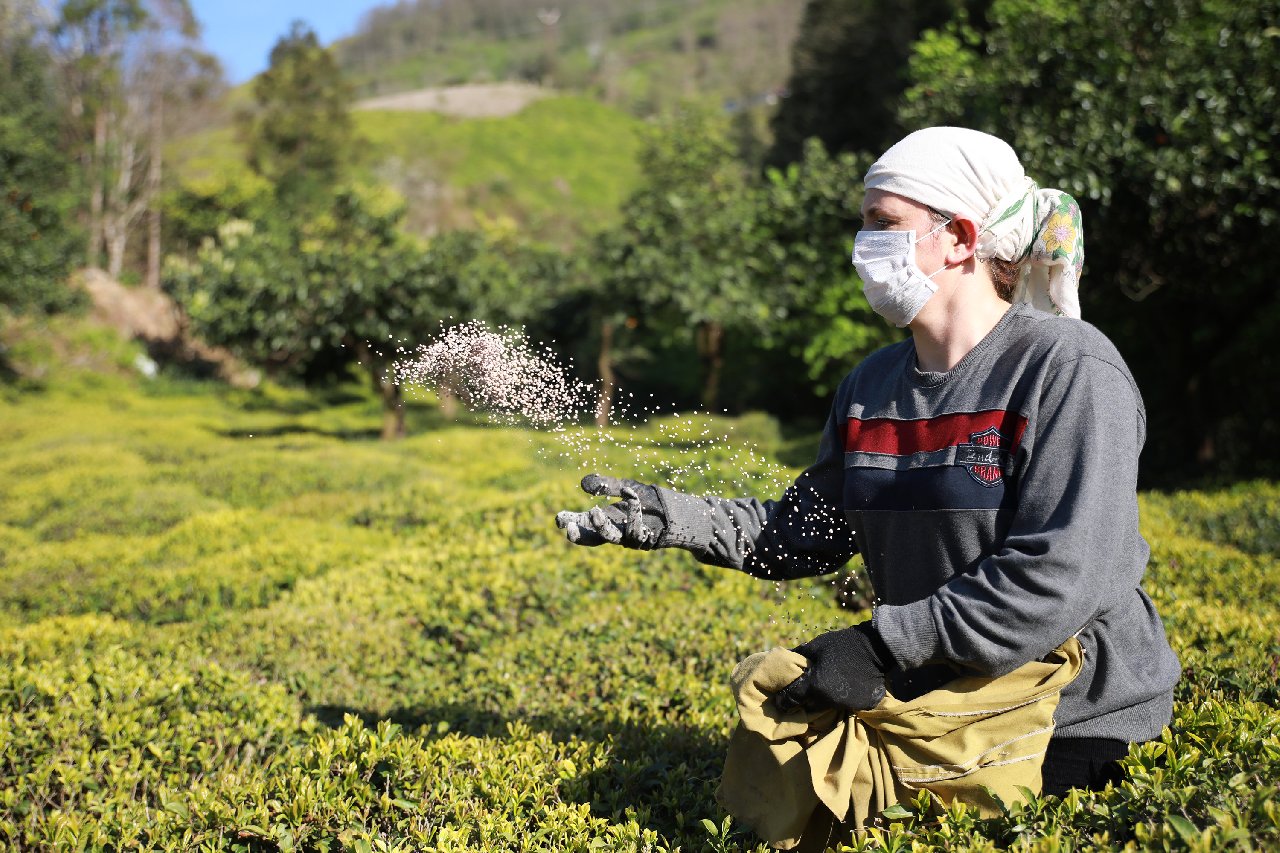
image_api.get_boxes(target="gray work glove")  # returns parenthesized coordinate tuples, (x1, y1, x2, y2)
(555, 473, 667, 549)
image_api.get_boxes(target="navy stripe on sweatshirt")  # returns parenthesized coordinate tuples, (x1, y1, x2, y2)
(843, 464, 1012, 512)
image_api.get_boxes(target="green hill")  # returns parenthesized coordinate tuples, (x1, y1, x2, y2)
(336, 0, 806, 116)
(356, 95, 643, 241)
(171, 95, 643, 243)
(170, 0, 805, 245)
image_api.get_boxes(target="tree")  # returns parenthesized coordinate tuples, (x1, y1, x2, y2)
(386, 218, 580, 419)
(165, 186, 435, 438)
(0, 7, 83, 314)
(900, 0, 1279, 480)
(766, 0, 965, 167)
(51, 0, 218, 282)
(583, 114, 901, 419)
(757, 138, 898, 395)
(52, 0, 148, 271)
(132, 39, 223, 288)
(596, 108, 768, 411)
(165, 189, 573, 438)
(580, 227, 643, 424)
(162, 167, 275, 258)
(238, 21, 354, 210)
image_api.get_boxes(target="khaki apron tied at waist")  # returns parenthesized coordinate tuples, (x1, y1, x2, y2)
(715, 638, 1084, 851)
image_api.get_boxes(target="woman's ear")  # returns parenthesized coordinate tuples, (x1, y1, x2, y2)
(946, 217, 980, 265)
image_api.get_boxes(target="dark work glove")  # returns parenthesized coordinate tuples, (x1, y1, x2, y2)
(773, 621, 893, 714)
(555, 473, 667, 549)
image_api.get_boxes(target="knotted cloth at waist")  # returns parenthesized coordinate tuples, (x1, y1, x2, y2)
(715, 638, 1084, 850)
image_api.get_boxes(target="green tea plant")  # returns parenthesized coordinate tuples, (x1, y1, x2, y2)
(1, 373, 1277, 850)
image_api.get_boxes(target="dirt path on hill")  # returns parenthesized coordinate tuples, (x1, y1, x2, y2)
(353, 82, 550, 117)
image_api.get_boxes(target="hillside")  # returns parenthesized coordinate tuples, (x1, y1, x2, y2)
(168, 0, 803, 246)
(336, 0, 805, 116)
(357, 95, 642, 240)
(171, 94, 643, 243)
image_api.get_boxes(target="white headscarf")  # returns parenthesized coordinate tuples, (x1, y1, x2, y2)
(864, 127, 1083, 319)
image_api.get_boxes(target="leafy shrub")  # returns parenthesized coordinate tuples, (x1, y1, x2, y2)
(1, 381, 1277, 850)
(1143, 481, 1280, 558)
(0, 615, 316, 850)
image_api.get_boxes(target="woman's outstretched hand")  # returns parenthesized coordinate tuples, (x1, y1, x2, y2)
(555, 473, 668, 549)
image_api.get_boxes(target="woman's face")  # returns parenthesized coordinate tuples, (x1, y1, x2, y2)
(860, 188, 954, 273)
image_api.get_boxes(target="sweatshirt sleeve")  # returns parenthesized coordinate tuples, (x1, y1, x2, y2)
(873, 354, 1147, 677)
(654, 402, 857, 578)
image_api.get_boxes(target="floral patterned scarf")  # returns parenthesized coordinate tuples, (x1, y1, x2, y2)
(976, 177, 1084, 319)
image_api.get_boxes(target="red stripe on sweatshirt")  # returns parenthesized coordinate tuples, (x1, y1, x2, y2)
(843, 410, 1028, 456)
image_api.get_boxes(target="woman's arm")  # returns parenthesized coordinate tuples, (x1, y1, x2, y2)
(557, 401, 858, 579)
(658, 405, 856, 578)
(872, 354, 1147, 676)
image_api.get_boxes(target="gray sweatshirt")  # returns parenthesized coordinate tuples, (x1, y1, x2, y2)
(657, 303, 1181, 741)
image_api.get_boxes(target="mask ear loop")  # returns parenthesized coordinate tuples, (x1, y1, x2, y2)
(918, 210, 954, 278)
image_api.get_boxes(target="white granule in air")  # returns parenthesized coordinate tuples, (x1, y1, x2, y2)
(391, 320, 809, 496)
(392, 320, 862, 640)
(394, 321, 596, 429)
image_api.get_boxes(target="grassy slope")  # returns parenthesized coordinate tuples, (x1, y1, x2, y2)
(1, 362, 1278, 848)
(356, 96, 642, 240)
(346, 32, 540, 95)
(169, 95, 642, 243)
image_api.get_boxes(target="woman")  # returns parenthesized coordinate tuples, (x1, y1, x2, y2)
(555, 126, 1181, 796)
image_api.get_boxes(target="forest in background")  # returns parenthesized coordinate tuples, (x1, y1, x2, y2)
(3, 0, 1278, 482)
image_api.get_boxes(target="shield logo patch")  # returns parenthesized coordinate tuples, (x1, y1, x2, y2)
(956, 427, 1008, 487)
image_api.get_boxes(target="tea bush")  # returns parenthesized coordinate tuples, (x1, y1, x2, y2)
(1, 378, 1277, 850)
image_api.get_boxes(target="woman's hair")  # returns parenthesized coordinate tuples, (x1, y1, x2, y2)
(984, 257, 1022, 302)
(928, 209, 1022, 302)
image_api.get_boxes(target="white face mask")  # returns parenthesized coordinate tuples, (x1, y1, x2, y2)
(851, 219, 951, 327)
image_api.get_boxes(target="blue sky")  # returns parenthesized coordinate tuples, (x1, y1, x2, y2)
(189, 0, 387, 84)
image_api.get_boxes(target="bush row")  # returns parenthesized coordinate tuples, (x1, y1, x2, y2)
(1, 380, 1277, 850)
